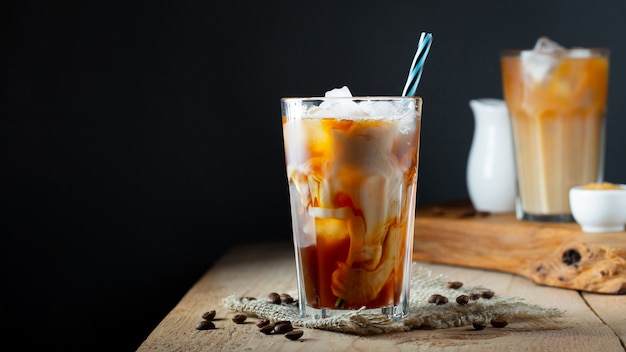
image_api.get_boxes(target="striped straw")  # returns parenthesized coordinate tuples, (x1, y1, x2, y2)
(402, 32, 433, 96)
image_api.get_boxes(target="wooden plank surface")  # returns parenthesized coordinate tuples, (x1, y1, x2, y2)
(413, 201, 626, 294)
(582, 292, 626, 346)
(137, 242, 626, 351)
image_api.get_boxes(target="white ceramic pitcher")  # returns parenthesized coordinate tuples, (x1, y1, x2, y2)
(466, 98, 516, 213)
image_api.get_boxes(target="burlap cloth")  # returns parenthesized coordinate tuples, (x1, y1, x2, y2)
(221, 263, 563, 335)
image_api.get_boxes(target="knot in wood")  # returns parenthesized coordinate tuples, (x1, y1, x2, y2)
(562, 249, 582, 266)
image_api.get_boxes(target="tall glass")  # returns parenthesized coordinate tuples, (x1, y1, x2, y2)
(281, 97, 422, 319)
(501, 47, 609, 222)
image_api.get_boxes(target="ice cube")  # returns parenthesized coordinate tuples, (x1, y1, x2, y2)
(325, 86, 353, 97)
(533, 36, 566, 54)
(314, 86, 363, 118)
(569, 48, 593, 58)
(521, 36, 566, 84)
(360, 99, 417, 134)
(359, 101, 397, 118)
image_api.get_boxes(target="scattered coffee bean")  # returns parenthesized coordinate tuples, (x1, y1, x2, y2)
(480, 290, 495, 299)
(428, 294, 440, 303)
(431, 206, 445, 215)
(472, 321, 487, 330)
(256, 319, 270, 328)
(195, 320, 216, 330)
(456, 294, 470, 305)
(447, 281, 463, 289)
(428, 294, 448, 305)
(490, 318, 508, 328)
(274, 321, 294, 334)
(260, 323, 275, 334)
(239, 296, 256, 301)
(280, 293, 294, 304)
(201, 310, 216, 321)
(469, 292, 481, 300)
(285, 329, 304, 340)
(457, 208, 476, 218)
(267, 292, 281, 304)
(232, 314, 247, 324)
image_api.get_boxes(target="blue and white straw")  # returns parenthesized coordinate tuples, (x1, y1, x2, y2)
(402, 32, 433, 97)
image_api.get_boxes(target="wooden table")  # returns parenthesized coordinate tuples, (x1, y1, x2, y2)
(137, 241, 626, 351)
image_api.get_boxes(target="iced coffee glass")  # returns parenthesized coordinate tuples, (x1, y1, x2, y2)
(281, 95, 422, 319)
(501, 38, 609, 222)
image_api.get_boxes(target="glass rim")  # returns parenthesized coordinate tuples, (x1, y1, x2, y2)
(500, 47, 610, 57)
(281, 96, 422, 102)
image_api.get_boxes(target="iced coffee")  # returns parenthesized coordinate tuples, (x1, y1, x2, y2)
(501, 37, 609, 222)
(281, 88, 421, 318)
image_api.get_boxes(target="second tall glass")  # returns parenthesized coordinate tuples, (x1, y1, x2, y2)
(501, 42, 610, 222)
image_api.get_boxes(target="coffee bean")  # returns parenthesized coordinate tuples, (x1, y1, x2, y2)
(457, 208, 476, 218)
(472, 321, 487, 330)
(274, 321, 294, 334)
(285, 329, 304, 340)
(195, 320, 216, 330)
(428, 294, 441, 303)
(490, 318, 508, 328)
(232, 314, 247, 324)
(201, 310, 216, 321)
(480, 290, 495, 299)
(447, 281, 463, 289)
(267, 292, 281, 304)
(280, 293, 294, 304)
(469, 292, 481, 300)
(428, 294, 448, 305)
(260, 323, 275, 334)
(256, 319, 270, 328)
(456, 294, 470, 305)
(431, 206, 445, 215)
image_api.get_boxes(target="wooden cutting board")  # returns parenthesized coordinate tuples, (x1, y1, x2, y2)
(413, 200, 626, 294)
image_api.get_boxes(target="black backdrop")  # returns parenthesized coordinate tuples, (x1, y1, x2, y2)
(5, 1, 626, 350)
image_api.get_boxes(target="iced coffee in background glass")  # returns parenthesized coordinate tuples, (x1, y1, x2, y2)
(281, 87, 421, 319)
(501, 37, 610, 222)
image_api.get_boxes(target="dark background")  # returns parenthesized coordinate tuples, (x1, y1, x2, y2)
(5, 1, 626, 350)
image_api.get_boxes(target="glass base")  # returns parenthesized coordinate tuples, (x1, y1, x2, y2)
(299, 302, 409, 320)
(518, 212, 574, 222)
(515, 199, 575, 222)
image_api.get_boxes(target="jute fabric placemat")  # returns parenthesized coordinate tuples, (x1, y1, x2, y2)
(222, 264, 563, 335)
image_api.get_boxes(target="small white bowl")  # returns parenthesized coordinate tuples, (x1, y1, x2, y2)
(569, 183, 626, 233)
